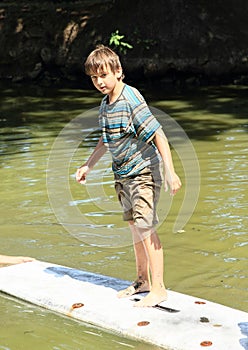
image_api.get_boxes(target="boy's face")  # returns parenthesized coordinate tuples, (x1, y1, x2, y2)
(90, 64, 122, 95)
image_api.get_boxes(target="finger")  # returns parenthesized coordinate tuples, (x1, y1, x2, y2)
(170, 185, 178, 196)
(164, 182, 168, 192)
(78, 175, 86, 184)
(75, 170, 81, 181)
(76, 170, 84, 182)
(76, 174, 82, 182)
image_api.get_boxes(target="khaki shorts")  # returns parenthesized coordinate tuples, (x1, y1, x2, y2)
(114, 166, 163, 229)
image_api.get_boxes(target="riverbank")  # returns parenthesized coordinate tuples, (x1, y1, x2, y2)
(0, 0, 248, 87)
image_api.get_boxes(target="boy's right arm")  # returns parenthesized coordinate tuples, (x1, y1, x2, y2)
(76, 136, 107, 184)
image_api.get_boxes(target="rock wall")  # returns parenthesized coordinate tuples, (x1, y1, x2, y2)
(0, 0, 248, 85)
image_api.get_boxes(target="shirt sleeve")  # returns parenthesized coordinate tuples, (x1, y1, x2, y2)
(131, 94, 161, 143)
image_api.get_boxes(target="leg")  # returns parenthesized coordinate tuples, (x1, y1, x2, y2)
(130, 221, 150, 284)
(134, 228, 167, 307)
(117, 221, 151, 298)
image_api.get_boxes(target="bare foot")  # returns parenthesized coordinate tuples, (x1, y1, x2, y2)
(134, 289, 167, 307)
(0, 255, 36, 265)
(11, 256, 36, 264)
(117, 279, 150, 298)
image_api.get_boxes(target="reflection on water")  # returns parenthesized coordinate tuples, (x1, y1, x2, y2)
(0, 83, 247, 349)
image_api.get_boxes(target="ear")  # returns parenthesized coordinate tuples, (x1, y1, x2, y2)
(116, 67, 123, 79)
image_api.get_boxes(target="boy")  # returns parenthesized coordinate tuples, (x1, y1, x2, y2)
(76, 45, 181, 307)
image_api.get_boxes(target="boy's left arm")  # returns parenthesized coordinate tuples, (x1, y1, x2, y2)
(153, 128, 182, 195)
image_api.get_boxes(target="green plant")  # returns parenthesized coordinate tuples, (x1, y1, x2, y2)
(109, 30, 133, 54)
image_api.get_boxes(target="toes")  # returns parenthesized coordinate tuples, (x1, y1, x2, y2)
(117, 286, 135, 298)
(117, 279, 150, 298)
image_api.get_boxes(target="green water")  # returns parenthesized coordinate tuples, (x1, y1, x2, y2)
(0, 83, 247, 350)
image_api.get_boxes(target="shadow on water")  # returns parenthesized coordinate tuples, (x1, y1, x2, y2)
(146, 84, 248, 141)
(0, 83, 101, 129)
(0, 83, 102, 157)
(1, 82, 247, 142)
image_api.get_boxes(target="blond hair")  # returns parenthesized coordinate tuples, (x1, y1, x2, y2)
(84, 45, 123, 77)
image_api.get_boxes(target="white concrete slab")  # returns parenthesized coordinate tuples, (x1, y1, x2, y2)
(0, 261, 247, 350)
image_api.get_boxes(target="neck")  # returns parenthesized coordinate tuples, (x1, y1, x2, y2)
(108, 81, 124, 104)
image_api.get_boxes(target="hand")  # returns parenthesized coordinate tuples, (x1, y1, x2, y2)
(76, 165, 90, 185)
(164, 172, 182, 196)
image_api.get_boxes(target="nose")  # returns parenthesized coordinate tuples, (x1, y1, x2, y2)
(96, 77, 103, 86)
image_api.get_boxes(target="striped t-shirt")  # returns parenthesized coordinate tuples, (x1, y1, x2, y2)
(99, 84, 162, 178)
